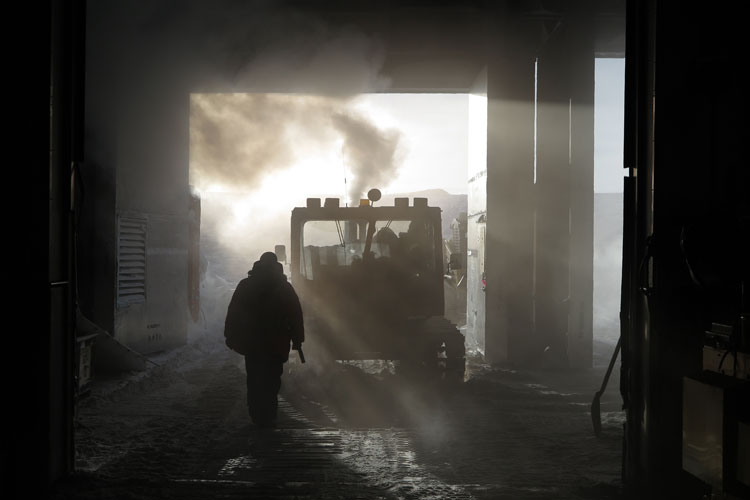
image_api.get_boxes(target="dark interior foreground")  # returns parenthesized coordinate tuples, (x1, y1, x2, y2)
(7, 1, 749, 499)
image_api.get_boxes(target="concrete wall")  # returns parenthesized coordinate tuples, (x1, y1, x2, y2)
(80, 0, 120, 338)
(481, 13, 597, 368)
(483, 20, 537, 365)
(84, 2, 196, 352)
(534, 13, 595, 369)
(113, 88, 191, 352)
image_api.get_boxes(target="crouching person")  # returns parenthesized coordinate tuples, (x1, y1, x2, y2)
(224, 251, 304, 428)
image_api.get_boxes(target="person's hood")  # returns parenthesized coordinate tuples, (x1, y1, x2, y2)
(247, 260, 286, 280)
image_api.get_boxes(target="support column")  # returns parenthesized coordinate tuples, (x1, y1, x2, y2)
(485, 23, 536, 364)
(567, 15, 595, 369)
(535, 14, 595, 369)
(536, 25, 572, 368)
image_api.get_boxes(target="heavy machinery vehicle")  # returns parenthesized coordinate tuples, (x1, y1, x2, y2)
(289, 189, 466, 380)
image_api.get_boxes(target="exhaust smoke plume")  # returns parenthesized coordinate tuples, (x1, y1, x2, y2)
(332, 111, 403, 203)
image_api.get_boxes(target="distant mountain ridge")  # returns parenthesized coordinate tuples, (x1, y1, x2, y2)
(381, 189, 468, 237)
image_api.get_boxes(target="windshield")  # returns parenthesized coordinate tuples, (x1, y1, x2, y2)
(300, 218, 436, 279)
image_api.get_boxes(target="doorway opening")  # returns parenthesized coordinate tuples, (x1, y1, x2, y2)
(188, 93, 475, 341)
(593, 58, 626, 366)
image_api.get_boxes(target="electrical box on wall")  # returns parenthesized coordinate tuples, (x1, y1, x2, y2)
(682, 373, 750, 498)
(703, 345, 750, 380)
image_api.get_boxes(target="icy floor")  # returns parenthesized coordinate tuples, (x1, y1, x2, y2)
(58, 334, 623, 500)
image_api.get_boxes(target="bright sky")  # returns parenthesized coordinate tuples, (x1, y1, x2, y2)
(350, 93, 469, 195)
(594, 58, 626, 193)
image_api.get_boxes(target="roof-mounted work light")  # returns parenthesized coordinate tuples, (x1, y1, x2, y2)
(367, 188, 382, 206)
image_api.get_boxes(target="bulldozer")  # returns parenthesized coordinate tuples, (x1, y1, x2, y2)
(287, 188, 466, 380)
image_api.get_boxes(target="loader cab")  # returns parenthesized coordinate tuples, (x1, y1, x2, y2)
(289, 196, 446, 360)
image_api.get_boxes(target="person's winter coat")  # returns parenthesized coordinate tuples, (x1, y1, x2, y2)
(224, 260, 304, 361)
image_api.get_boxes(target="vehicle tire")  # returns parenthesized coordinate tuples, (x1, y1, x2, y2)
(417, 317, 466, 383)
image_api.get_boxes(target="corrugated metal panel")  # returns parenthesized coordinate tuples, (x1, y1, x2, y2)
(117, 217, 147, 306)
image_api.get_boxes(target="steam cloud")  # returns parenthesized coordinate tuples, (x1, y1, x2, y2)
(190, 94, 404, 202)
(190, 94, 337, 190)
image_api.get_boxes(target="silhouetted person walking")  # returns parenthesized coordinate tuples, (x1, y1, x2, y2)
(224, 251, 304, 428)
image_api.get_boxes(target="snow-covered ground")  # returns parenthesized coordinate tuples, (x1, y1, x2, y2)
(61, 208, 625, 499)
(60, 324, 623, 500)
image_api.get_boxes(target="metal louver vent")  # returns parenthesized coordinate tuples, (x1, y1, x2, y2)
(117, 216, 147, 306)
